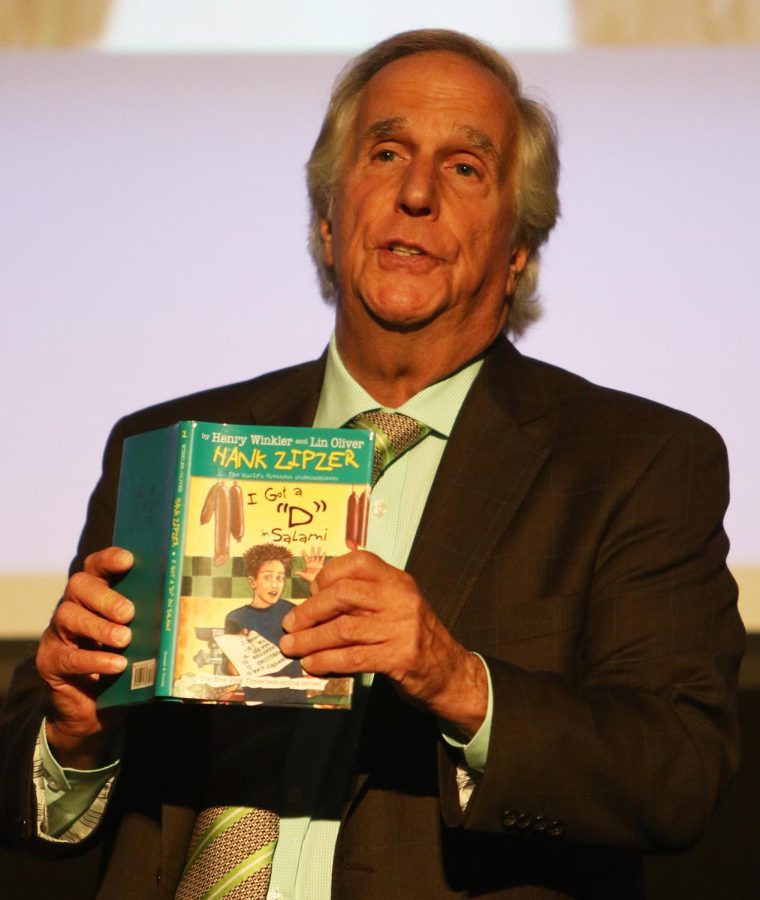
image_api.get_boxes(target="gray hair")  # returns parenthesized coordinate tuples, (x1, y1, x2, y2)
(306, 29, 560, 338)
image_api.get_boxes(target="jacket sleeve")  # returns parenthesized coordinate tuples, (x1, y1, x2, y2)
(439, 419, 744, 853)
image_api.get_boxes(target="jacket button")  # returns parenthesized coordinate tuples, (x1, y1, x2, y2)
(500, 810, 519, 829)
(547, 820, 566, 837)
(155, 866, 162, 885)
(516, 813, 533, 830)
(532, 816, 548, 833)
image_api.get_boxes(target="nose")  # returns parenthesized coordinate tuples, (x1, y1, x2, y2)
(397, 155, 438, 218)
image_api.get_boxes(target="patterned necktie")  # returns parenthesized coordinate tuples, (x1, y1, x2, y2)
(348, 411, 430, 486)
(175, 712, 288, 900)
(175, 806, 277, 900)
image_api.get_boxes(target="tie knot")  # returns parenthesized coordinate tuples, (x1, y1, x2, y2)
(347, 411, 430, 486)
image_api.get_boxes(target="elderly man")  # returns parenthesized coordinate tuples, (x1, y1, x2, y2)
(0, 29, 743, 900)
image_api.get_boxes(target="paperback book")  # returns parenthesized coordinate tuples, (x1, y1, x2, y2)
(98, 421, 374, 710)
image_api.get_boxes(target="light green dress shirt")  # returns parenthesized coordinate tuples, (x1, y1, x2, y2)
(268, 336, 492, 900)
(39, 335, 494, 900)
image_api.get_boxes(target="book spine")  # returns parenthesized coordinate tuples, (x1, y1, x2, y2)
(155, 422, 194, 696)
(99, 422, 181, 709)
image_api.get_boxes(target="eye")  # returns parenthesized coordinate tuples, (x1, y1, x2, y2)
(454, 162, 477, 177)
(376, 148, 398, 163)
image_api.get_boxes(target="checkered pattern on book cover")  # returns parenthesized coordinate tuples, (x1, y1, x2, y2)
(180, 555, 314, 600)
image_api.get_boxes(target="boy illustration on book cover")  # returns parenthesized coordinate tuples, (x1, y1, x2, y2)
(220, 542, 325, 704)
(169, 473, 365, 707)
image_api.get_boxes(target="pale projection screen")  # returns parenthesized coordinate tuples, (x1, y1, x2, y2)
(1, 46, 758, 635)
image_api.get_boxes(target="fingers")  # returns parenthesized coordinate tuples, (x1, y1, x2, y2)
(281, 601, 378, 659)
(282, 576, 380, 633)
(283, 550, 420, 637)
(71, 546, 135, 623)
(297, 646, 377, 678)
(281, 614, 403, 680)
(280, 559, 426, 674)
(296, 548, 401, 603)
(53, 591, 132, 650)
(82, 546, 134, 580)
(310, 549, 388, 591)
(66, 546, 135, 621)
(37, 618, 128, 693)
(39, 638, 128, 679)
(37, 547, 136, 685)
(34, 547, 136, 762)
(276, 554, 486, 729)
(40, 595, 131, 682)
(64, 570, 134, 625)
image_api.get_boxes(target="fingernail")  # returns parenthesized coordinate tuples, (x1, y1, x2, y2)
(116, 599, 135, 619)
(282, 612, 295, 630)
(112, 626, 131, 645)
(114, 549, 133, 568)
(111, 655, 128, 672)
(280, 634, 294, 653)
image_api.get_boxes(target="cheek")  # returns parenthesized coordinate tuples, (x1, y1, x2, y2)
(468, 216, 512, 267)
(333, 211, 370, 272)
(457, 227, 496, 270)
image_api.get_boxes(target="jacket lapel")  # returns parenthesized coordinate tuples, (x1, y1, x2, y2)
(246, 354, 327, 428)
(345, 339, 554, 814)
(241, 341, 554, 631)
(406, 338, 552, 631)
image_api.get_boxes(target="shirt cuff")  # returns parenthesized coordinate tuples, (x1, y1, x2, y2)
(36, 719, 120, 841)
(440, 653, 493, 772)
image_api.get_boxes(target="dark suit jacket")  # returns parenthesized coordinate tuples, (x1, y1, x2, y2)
(0, 337, 744, 899)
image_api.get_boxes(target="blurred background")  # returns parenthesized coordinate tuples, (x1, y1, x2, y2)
(0, 2, 759, 896)
(1, 0, 757, 640)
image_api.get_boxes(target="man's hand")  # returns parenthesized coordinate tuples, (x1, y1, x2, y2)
(36, 547, 134, 768)
(280, 550, 487, 737)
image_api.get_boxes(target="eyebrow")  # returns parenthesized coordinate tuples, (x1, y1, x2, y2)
(363, 117, 406, 142)
(361, 118, 505, 178)
(463, 127, 506, 179)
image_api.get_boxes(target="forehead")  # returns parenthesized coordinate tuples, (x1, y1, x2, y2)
(257, 559, 285, 573)
(356, 51, 518, 150)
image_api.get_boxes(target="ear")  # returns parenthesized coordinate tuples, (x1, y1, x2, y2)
(320, 217, 334, 267)
(506, 244, 529, 296)
(247, 575, 257, 589)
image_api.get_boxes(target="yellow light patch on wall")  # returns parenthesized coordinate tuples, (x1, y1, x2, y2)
(0, 0, 112, 47)
(735, 565, 760, 632)
(574, 0, 760, 45)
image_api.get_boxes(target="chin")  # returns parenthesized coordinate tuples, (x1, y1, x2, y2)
(360, 287, 446, 331)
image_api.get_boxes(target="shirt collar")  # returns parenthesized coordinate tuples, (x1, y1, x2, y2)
(313, 333, 483, 439)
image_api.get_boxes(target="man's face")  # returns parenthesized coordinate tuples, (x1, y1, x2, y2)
(248, 559, 286, 607)
(321, 51, 527, 354)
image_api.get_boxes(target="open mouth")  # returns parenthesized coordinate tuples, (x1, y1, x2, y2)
(389, 242, 424, 257)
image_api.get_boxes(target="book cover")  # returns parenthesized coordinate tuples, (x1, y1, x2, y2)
(98, 421, 373, 710)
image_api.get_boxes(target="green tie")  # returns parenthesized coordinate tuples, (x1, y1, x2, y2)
(348, 410, 430, 486)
